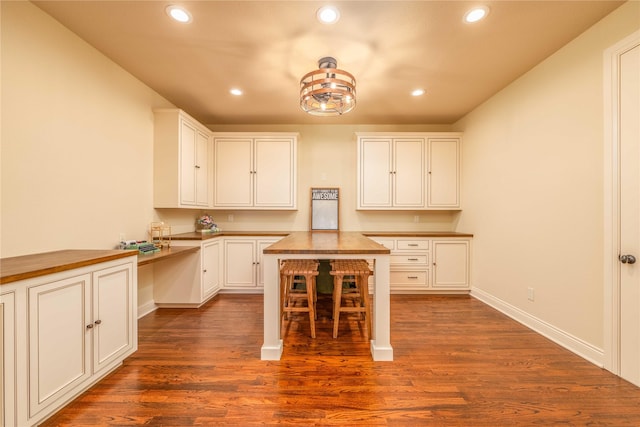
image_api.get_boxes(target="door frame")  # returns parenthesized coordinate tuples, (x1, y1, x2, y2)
(603, 29, 640, 376)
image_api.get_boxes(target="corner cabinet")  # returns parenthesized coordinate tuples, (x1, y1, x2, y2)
(212, 133, 297, 209)
(153, 109, 212, 208)
(223, 237, 280, 291)
(356, 133, 461, 210)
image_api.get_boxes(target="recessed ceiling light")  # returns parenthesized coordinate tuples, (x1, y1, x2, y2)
(230, 88, 243, 96)
(464, 6, 489, 23)
(411, 89, 426, 97)
(317, 6, 340, 24)
(166, 5, 192, 23)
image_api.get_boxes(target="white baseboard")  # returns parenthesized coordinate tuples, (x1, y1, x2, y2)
(137, 301, 158, 319)
(470, 287, 604, 368)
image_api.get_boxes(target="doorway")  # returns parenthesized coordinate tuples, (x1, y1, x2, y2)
(604, 30, 640, 387)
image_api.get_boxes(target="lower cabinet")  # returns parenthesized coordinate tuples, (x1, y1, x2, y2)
(223, 237, 279, 291)
(3, 256, 137, 427)
(156, 239, 221, 307)
(1, 290, 17, 427)
(369, 236, 470, 293)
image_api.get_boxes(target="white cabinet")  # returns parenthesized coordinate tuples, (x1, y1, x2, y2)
(28, 273, 92, 417)
(153, 109, 212, 208)
(154, 240, 221, 307)
(213, 133, 297, 209)
(202, 240, 221, 298)
(427, 138, 461, 209)
(369, 236, 470, 293)
(223, 237, 280, 291)
(357, 137, 424, 209)
(357, 133, 462, 210)
(1, 290, 17, 427)
(2, 255, 137, 427)
(432, 240, 470, 289)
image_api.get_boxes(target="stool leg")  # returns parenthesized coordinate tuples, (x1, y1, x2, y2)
(333, 274, 343, 338)
(305, 273, 316, 339)
(358, 274, 372, 339)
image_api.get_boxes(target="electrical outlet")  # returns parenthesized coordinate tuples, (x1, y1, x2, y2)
(228, 214, 234, 222)
(527, 287, 535, 301)
(119, 233, 125, 242)
(414, 215, 419, 223)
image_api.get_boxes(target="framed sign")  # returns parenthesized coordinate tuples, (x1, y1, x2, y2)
(310, 188, 339, 231)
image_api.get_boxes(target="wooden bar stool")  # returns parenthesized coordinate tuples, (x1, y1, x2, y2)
(329, 259, 372, 339)
(280, 259, 319, 338)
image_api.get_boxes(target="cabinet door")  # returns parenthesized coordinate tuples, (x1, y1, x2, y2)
(393, 138, 425, 208)
(432, 240, 469, 288)
(28, 274, 92, 417)
(254, 138, 296, 208)
(358, 138, 393, 208)
(195, 130, 210, 206)
(179, 119, 198, 206)
(224, 239, 257, 287)
(1, 291, 16, 427)
(214, 138, 253, 207)
(92, 263, 136, 375)
(427, 138, 460, 208)
(203, 240, 221, 298)
(256, 239, 279, 288)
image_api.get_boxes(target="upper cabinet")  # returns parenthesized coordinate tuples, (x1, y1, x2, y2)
(153, 109, 212, 208)
(357, 133, 461, 210)
(212, 133, 297, 209)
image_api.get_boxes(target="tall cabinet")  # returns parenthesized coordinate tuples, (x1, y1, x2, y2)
(357, 133, 461, 210)
(212, 133, 297, 209)
(153, 109, 212, 208)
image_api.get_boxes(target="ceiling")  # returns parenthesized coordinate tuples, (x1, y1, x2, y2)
(33, 1, 624, 126)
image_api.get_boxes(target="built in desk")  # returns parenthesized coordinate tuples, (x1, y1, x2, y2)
(261, 231, 392, 361)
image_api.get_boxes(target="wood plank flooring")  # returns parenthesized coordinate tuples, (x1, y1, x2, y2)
(40, 294, 640, 426)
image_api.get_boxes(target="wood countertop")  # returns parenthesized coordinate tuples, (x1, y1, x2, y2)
(263, 232, 390, 255)
(170, 231, 290, 241)
(137, 246, 200, 267)
(361, 231, 474, 238)
(170, 230, 473, 241)
(0, 249, 138, 285)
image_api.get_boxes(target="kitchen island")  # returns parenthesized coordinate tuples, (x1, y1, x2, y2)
(261, 231, 392, 361)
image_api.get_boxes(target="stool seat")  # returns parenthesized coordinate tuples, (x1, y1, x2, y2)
(330, 259, 372, 339)
(280, 259, 319, 338)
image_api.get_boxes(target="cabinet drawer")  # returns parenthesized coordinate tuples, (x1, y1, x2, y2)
(396, 240, 429, 251)
(390, 270, 429, 287)
(371, 238, 394, 250)
(391, 254, 428, 266)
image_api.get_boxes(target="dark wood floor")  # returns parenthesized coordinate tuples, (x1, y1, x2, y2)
(41, 294, 640, 426)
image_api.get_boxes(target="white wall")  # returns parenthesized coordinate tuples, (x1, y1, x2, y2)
(1, 1, 173, 258)
(454, 1, 640, 356)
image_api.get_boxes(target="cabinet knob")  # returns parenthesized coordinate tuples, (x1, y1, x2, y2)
(86, 324, 94, 329)
(620, 254, 637, 264)
(203, 269, 207, 273)
(195, 165, 200, 169)
(94, 319, 102, 325)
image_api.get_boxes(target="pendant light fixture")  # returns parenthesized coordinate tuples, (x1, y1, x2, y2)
(300, 57, 356, 116)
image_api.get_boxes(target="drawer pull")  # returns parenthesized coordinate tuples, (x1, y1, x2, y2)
(408, 258, 419, 261)
(407, 276, 419, 279)
(408, 244, 419, 247)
